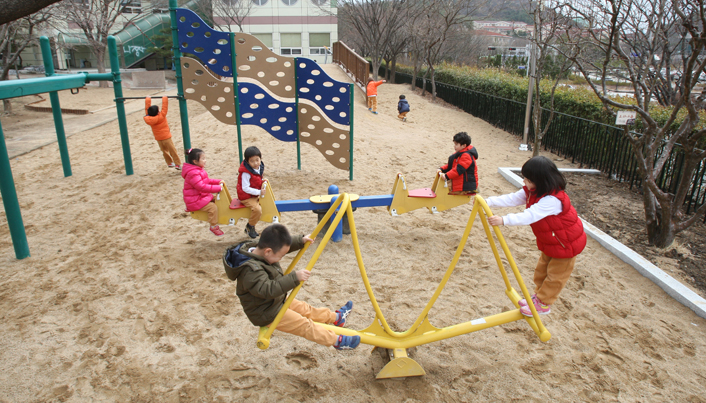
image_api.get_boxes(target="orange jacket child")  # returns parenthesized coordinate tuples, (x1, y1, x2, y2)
(366, 78, 386, 114)
(144, 96, 182, 169)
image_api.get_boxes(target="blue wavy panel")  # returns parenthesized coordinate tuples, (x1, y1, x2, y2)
(176, 8, 233, 77)
(238, 82, 297, 142)
(295, 57, 350, 126)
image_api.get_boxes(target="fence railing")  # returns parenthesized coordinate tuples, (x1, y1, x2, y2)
(332, 41, 369, 97)
(393, 70, 706, 221)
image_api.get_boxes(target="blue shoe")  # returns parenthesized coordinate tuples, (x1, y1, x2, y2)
(368, 107, 372, 111)
(372, 111, 378, 114)
(334, 301, 353, 327)
(334, 335, 360, 350)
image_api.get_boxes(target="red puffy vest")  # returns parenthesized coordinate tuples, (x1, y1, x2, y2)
(525, 186, 586, 259)
(236, 161, 264, 200)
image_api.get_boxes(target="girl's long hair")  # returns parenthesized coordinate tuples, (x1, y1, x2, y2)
(521, 156, 566, 199)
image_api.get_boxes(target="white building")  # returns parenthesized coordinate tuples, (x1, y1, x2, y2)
(218, 0, 337, 64)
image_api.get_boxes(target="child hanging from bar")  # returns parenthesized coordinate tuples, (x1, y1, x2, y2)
(144, 96, 182, 170)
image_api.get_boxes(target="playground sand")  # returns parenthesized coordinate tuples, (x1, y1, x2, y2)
(0, 65, 705, 402)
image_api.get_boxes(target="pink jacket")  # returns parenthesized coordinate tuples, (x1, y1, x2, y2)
(181, 163, 222, 211)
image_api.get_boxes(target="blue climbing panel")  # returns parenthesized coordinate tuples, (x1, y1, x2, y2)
(295, 58, 351, 126)
(238, 82, 297, 142)
(176, 8, 233, 77)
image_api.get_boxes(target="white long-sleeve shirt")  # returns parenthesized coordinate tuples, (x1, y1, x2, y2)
(485, 189, 562, 226)
(240, 168, 263, 197)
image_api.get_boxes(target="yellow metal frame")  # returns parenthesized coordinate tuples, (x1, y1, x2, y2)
(190, 182, 281, 225)
(256, 193, 551, 379)
(388, 172, 472, 216)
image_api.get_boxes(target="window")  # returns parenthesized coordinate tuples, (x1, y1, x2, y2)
(281, 0, 298, 4)
(309, 33, 330, 55)
(253, 33, 273, 48)
(281, 48, 302, 55)
(121, 0, 142, 13)
(281, 33, 301, 54)
(311, 0, 329, 5)
(252, 0, 268, 5)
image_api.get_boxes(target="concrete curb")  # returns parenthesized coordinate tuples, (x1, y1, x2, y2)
(497, 167, 706, 320)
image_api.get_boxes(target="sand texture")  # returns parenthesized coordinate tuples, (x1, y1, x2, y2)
(0, 66, 705, 402)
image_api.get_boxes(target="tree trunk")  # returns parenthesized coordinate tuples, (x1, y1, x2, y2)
(430, 67, 436, 100)
(0, 0, 62, 25)
(2, 99, 11, 114)
(94, 45, 109, 88)
(390, 57, 397, 84)
(421, 69, 429, 96)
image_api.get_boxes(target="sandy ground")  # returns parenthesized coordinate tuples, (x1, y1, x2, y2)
(0, 65, 705, 402)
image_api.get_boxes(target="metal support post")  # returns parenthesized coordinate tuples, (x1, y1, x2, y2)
(40, 37, 72, 177)
(170, 0, 191, 161)
(108, 36, 133, 175)
(521, 42, 536, 151)
(0, 120, 30, 259)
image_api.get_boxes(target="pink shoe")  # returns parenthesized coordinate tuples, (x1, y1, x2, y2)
(520, 295, 551, 316)
(518, 293, 536, 307)
(210, 225, 224, 236)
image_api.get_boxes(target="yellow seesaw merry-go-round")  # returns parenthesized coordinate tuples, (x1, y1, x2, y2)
(190, 172, 551, 379)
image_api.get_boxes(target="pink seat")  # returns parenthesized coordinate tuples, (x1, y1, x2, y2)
(229, 199, 247, 209)
(408, 188, 436, 198)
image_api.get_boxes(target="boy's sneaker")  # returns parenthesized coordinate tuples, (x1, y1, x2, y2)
(334, 335, 360, 350)
(245, 224, 259, 238)
(168, 163, 176, 168)
(518, 293, 536, 307)
(368, 107, 372, 111)
(334, 301, 353, 327)
(372, 111, 378, 115)
(175, 165, 181, 171)
(210, 225, 224, 236)
(520, 295, 551, 316)
(402, 117, 407, 122)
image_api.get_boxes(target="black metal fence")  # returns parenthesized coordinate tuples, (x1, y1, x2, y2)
(393, 71, 706, 221)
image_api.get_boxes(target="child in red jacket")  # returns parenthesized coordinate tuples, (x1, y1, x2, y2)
(438, 132, 479, 194)
(236, 146, 266, 238)
(486, 156, 587, 316)
(144, 96, 181, 170)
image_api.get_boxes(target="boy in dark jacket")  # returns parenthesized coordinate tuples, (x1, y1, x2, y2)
(438, 131, 479, 194)
(397, 94, 410, 121)
(223, 224, 360, 350)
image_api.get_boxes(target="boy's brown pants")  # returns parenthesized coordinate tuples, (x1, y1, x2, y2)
(198, 200, 219, 226)
(157, 138, 182, 166)
(240, 197, 262, 226)
(367, 96, 378, 112)
(273, 299, 338, 346)
(398, 111, 408, 119)
(534, 252, 576, 305)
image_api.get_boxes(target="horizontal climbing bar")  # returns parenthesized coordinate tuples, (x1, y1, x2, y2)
(116, 96, 181, 100)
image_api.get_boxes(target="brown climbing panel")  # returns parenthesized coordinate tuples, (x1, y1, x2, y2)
(298, 102, 350, 170)
(233, 33, 295, 99)
(181, 57, 236, 125)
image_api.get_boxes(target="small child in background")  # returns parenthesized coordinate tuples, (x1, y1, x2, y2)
(438, 132, 479, 195)
(144, 96, 181, 170)
(397, 94, 410, 122)
(237, 146, 266, 239)
(223, 224, 360, 350)
(366, 77, 386, 114)
(181, 148, 225, 236)
(486, 156, 587, 316)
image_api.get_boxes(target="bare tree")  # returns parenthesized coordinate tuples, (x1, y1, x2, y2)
(557, 0, 706, 248)
(0, 0, 61, 26)
(1, 8, 55, 114)
(528, 1, 574, 155)
(413, 0, 489, 99)
(209, 0, 254, 32)
(337, 0, 408, 80)
(57, 0, 140, 88)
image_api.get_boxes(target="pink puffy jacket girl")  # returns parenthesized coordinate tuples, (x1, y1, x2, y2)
(181, 148, 225, 236)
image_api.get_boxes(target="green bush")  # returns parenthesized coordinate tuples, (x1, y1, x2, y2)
(392, 62, 705, 132)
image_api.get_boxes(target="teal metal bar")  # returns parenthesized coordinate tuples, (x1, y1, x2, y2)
(0, 75, 88, 100)
(295, 59, 301, 170)
(170, 0, 191, 161)
(0, 120, 30, 259)
(108, 36, 133, 175)
(40, 36, 72, 178)
(349, 83, 354, 181)
(230, 32, 243, 163)
(84, 73, 114, 82)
